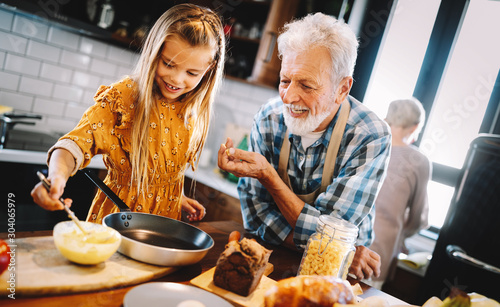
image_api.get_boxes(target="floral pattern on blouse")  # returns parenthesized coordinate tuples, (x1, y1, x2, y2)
(59, 77, 194, 224)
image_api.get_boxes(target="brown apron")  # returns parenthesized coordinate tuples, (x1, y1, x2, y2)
(277, 101, 351, 204)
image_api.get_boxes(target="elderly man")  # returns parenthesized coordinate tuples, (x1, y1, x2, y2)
(218, 12, 391, 280)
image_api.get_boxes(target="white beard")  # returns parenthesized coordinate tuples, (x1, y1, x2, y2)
(283, 104, 332, 136)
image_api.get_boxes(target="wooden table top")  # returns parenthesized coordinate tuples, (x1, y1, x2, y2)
(0, 220, 409, 306)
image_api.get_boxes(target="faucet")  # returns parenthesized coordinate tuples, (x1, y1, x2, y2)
(0, 112, 42, 149)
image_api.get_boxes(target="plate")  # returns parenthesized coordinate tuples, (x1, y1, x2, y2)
(124, 282, 232, 307)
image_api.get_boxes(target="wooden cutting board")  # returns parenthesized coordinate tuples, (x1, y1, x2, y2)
(0, 236, 178, 297)
(190, 264, 276, 307)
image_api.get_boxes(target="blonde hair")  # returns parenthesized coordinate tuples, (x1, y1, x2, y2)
(131, 3, 225, 195)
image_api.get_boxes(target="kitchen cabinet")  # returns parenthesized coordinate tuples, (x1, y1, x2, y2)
(213, 0, 272, 81)
(0, 161, 105, 232)
(0, 0, 180, 51)
(0, 0, 299, 88)
(187, 0, 301, 87)
(249, 0, 300, 87)
(184, 176, 242, 224)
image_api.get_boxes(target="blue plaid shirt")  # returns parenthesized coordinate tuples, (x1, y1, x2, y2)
(237, 96, 391, 248)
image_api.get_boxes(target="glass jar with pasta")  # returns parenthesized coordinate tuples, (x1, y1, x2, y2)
(298, 215, 358, 279)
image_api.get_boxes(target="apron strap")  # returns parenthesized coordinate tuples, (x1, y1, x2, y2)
(278, 101, 351, 203)
(321, 100, 350, 191)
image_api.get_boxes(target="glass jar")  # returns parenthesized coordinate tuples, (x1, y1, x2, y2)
(298, 215, 358, 279)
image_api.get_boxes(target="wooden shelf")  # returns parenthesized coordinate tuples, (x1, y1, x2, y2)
(229, 35, 260, 44)
(239, 0, 271, 5)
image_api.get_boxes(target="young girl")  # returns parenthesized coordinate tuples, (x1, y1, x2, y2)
(31, 4, 226, 223)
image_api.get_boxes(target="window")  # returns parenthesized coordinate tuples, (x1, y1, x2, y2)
(363, 0, 500, 229)
(363, 0, 441, 114)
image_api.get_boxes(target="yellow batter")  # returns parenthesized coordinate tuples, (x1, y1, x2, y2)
(53, 223, 121, 265)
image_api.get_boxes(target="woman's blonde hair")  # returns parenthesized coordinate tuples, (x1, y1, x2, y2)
(131, 3, 225, 195)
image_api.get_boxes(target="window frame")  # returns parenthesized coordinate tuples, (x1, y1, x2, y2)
(353, 0, 500, 235)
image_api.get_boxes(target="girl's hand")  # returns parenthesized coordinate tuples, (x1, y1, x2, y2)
(31, 174, 72, 211)
(181, 195, 206, 222)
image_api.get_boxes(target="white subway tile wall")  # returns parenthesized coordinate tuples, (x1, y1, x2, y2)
(40, 63, 73, 83)
(47, 26, 79, 49)
(1, 91, 33, 112)
(89, 57, 117, 75)
(0, 7, 139, 135)
(0, 7, 278, 153)
(19, 76, 53, 97)
(0, 31, 28, 53)
(72, 71, 100, 89)
(52, 83, 83, 101)
(0, 70, 20, 90)
(12, 15, 49, 40)
(5, 53, 41, 76)
(0, 51, 5, 69)
(0, 9, 13, 31)
(27, 40, 61, 62)
(79, 37, 108, 57)
(60, 49, 92, 70)
(65, 103, 89, 120)
(33, 97, 65, 117)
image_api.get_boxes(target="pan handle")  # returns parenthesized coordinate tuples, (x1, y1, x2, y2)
(81, 169, 131, 212)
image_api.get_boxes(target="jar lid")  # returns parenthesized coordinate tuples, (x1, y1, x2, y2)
(317, 215, 358, 242)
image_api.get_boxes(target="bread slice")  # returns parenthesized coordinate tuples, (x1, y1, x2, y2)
(213, 237, 272, 296)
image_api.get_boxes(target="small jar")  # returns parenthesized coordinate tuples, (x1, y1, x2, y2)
(298, 215, 358, 279)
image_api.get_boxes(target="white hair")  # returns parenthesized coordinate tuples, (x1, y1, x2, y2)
(385, 98, 426, 130)
(277, 12, 359, 86)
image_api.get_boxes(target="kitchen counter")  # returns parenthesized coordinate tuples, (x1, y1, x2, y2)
(396, 230, 436, 277)
(0, 149, 106, 169)
(185, 165, 239, 199)
(0, 220, 410, 306)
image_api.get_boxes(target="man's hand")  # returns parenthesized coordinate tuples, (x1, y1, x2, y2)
(348, 245, 381, 280)
(217, 137, 272, 181)
(218, 137, 305, 228)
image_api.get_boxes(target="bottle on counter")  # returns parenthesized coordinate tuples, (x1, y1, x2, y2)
(96, 0, 115, 29)
(248, 22, 261, 39)
(225, 134, 249, 183)
(298, 215, 358, 279)
(132, 15, 151, 44)
(114, 21, 129, 38)
(224, 17, 236, 36)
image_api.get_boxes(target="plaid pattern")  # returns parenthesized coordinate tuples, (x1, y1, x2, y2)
(238, 96, 391, 248)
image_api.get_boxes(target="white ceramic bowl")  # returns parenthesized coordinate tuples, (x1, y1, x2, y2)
(53, 221, 121, 265)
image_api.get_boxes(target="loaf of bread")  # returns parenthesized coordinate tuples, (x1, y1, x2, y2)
(264, 275, 356, 307)
(213, 231, 272, 296)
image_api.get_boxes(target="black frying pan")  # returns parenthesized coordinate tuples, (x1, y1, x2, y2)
(82, 169, 214, 266)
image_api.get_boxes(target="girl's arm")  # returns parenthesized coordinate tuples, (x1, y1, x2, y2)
(31, 149, 76, 211)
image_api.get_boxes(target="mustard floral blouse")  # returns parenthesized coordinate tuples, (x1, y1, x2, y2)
(58, 77, 194, 224)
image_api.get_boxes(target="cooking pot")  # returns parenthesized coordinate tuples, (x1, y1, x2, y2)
(82, 169, 214, 266)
